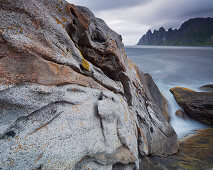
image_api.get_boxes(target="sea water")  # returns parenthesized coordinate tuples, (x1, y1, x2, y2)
(125, 45, 213, 138)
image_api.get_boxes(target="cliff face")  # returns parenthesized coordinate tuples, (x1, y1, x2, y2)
(0, 0, 178, 169)
(137, 18, 213, 46)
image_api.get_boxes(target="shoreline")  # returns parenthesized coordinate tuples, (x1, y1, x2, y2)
(125, 45, 213, 49)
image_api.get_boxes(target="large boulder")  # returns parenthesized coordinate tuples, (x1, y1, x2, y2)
(0, 0, 178, 169)
(175, 109, 188, 119)
(170, 87, 213, 125)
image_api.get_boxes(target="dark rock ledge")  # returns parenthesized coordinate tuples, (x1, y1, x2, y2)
(170, 87, 213, 125)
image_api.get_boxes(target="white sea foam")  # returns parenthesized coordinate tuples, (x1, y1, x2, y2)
(126, 45, 213, 138)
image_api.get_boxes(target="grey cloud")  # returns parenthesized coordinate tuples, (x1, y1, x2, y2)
(68, 0, 148, 11)
(67, 0, 213, 45)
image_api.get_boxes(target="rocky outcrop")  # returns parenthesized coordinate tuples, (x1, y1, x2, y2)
(137, 17, 213, 46)
(170, 87, 213, 125)
(140, 128, 213, 170)
(175, 109, 188, 119)
(199, 84, 213, 91)
(142, 73, 170, 121)
(0, 0, 178, 169)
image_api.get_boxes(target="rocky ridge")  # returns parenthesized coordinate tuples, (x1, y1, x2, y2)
(0, 0, 178, 169)
(137, 17, 213, 46)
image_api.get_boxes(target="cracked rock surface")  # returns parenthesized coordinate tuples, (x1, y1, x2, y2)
(0, 0, 178, 169)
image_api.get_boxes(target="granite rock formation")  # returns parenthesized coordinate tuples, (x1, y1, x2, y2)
(137, 17, 213, 46)
(0, 0, 178, 169)
(170, 87, 213, 125)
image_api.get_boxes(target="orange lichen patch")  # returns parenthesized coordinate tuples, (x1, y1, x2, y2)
(133, 63, 143, 83)
(0, 29, 3, 34)
(170, 87, 196, 103)
(127, 58, 134, 72)
(138, 126, 149, 154)
(7, 25, 23, 34)
(35, 154, 43, 163)
(61, 17, 67, 23)
(15, 144, 23, 152)
(54, 17, 65, 28)
(0, 50, 100, 89)
(47, 62, 60, 75)
(66, 4, 90, 30)
(71, 104, 80, 112)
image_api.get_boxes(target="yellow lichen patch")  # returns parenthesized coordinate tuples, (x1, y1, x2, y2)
(170, 87, 196, 102)
(128, 58, 134, 71)
(61, 17, 67, 23)
(57, 0, 63, 5)
(172, 91, 182, 102)
(81, 57, 90, 71)
(171, 87, 195, 92)
(0, 0, 7, 3)
(54, 17, 65, 28)
(7, 25, 24, 34)
(124, 109, 127, 122)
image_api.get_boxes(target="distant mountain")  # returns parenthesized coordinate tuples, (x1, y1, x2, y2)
(137, 17, 213, 46)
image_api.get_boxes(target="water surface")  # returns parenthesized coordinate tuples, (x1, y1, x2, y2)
(125, 45, 213, 138)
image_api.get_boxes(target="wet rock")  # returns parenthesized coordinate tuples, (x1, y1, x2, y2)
(170, 87, 213, 125)
(199, 84, 213, 91)
(175, 109, 188, 119)
(141, 128, 213, 170)
(0, 0, 178, 169)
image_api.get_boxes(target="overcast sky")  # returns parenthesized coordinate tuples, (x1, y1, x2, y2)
(67, 0, 213, 45)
